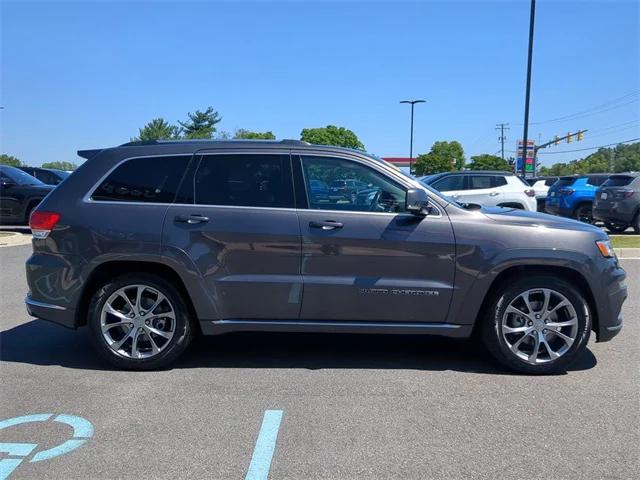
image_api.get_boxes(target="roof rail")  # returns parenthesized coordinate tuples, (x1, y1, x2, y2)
(118, 139, 311, 147)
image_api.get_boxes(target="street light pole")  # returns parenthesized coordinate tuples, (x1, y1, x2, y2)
(400, 99, 425, 175)
(521, 0, 536, 177)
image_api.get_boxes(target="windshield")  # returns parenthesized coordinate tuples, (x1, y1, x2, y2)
(0, 166, 45, 185)
(50, 169, 70, 179)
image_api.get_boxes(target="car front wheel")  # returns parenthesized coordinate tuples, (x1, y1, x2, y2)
(481, 276, 591, 374)
(88, 273, 194, 370)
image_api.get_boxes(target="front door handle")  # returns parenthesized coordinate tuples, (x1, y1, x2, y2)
(489, 192, 500, 197)
(309, 220, 344, 231)
(175, 214, 210, 225)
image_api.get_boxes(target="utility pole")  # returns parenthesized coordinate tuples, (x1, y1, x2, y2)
(400, 99, 426, 175)
(521, 0, 536, 176)
(496, 123, 510, 160)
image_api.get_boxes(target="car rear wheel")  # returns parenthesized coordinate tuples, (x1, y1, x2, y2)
(481, 276, 591, 374)
(88, 273, 194, 370)
(605, 222, 628, 234)
(573, 203, 594, 224)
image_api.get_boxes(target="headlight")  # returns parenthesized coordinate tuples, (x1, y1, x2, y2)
(596, 239, 615, 258)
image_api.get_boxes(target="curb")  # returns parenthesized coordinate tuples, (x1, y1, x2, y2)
(0, 232, 33, 248)
(615, 248, 640, 259)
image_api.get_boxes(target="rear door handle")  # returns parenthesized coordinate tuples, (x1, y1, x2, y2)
(489, 192, 500, 196)
(309, 220, 344, 231)
(175, 214, 210, 224)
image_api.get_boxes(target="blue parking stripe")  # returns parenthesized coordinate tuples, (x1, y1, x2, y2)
(245, 410, 283, 480)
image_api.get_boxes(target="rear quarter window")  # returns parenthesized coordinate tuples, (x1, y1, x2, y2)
(555, 178, 576, 187)
(91, 155, 190, 203)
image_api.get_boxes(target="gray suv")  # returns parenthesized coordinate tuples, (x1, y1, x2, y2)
(25, 140, 627, 373)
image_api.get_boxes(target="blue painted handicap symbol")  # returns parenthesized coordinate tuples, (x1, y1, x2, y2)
(0, 414, 93, 479)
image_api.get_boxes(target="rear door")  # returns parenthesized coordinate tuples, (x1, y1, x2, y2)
(430, 174, 466, 202)
(460, 175, 502, 206)
(162, 150, 302, 320)
(294, 153, 455, 323)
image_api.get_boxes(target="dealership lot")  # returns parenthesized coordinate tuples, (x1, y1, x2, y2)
(1, 244, 638, 479)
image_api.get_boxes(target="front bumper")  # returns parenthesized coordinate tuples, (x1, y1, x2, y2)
(593, 262, 627, 342)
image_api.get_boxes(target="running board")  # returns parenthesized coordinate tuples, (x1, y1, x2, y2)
(200, 319, 472, 337)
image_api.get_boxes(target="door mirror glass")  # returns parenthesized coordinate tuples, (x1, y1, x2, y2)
(406, 188, 431, 216)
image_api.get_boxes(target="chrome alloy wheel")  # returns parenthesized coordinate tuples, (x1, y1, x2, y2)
(501, 288, 579, 365)
(100, 284, 176, 359)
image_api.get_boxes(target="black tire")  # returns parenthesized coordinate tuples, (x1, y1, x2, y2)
(633, 213, 640, 234)
(87, 273, 194, 370)
(605, 222, 629, 234)
(573, 203, 594, 224)
(481, 275, 591, 374)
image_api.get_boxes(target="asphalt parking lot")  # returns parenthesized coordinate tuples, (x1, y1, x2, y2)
(1, 244, 638, 480)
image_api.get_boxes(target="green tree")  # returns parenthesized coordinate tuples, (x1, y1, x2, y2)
(300, 125, 364, 150)
(0, 154, 22, 167)
(536, 142, 639, 176)
(41, 161, 78, 171)
(413, 141, 465, 175)
(133, 118, 180, 141)
(467, 154, 511, 171)
(234, 129, 276, 140)
(178, 106, 222, 139)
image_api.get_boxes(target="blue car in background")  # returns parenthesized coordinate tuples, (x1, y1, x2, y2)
(545, 173, 610, 223)
(309, 179, 330, 202)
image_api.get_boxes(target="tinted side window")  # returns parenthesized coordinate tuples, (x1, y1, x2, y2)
(493, 176, 507, 187)
(468, 176, 493, 190)
(194, 154, 293, 208)
(545, 178, 557, 187)
(301, 156, 406, 213)
(432, 175, 465, 191)
(587, 175, 607, 186)
(92, 155, 190, 203)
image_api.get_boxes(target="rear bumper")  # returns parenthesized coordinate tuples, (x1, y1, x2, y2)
(25, 295, 76, 329)
(593, 206, 636, 225)
(544, 203, 573, 217)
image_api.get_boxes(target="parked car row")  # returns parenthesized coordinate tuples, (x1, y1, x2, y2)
(419, 171, 537, 211)
(421, 170, 639, 234)
(0, 166, 55, 225)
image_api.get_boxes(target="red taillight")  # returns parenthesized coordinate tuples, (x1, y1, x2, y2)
(29, 211, 60, 239)
(620, 189, 635, 199)
(525, 189, 535, 197)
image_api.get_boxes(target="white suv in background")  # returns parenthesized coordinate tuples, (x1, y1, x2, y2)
(420, 171, 537, 211)
(526, 176, 560, 212)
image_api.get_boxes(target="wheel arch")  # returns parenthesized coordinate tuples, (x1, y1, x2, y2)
(75, 260, 200, 333)
(472, 264, 598, 338)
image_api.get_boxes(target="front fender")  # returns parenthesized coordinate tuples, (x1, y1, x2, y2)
(445, 247, 598, 326)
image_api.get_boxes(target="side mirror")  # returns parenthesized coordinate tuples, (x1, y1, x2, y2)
(406, 188, 431, 216)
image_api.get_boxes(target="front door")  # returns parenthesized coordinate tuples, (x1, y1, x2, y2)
(295, 154, 455, 323)
(162, 151, 302, 320)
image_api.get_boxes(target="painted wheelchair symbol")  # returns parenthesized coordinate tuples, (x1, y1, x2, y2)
(0, 414, 93, 479)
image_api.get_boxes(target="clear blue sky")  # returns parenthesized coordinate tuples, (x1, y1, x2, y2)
(2, 0, 638, 167)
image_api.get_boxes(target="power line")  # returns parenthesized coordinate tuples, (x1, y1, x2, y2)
(537, 137, 640, 154)
(513, 91, 639, 126)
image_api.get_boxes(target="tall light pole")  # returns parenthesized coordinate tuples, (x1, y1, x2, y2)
(400, 99, 425, 175)
(521, 0, 536, 177)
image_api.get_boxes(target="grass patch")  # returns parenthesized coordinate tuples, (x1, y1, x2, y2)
(610, 236, 640, 248)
